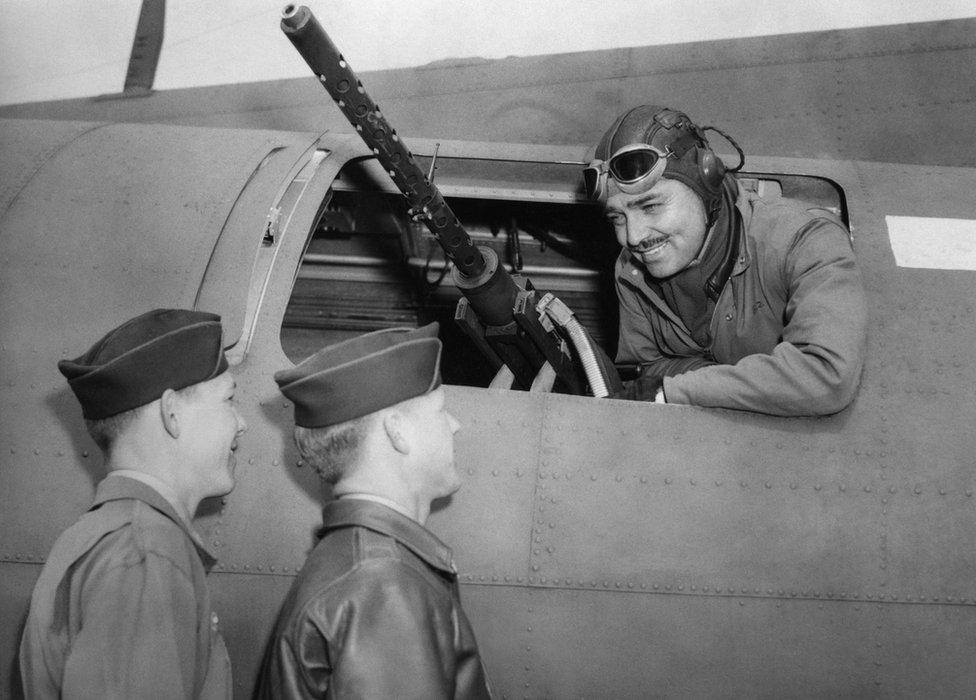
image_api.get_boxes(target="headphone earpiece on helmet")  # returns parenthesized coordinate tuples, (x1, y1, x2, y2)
(695, 145, 726, 195)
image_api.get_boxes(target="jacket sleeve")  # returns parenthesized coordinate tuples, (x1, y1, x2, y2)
(62, 548, 202, 700)
(615, 275, 717, 380)
(275, 560, 468, 699)
(665, 218, 868, 415)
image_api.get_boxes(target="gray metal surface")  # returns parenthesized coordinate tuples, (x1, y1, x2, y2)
(0, 119, 336, 699)
(0, 120, 321, 554)
(1, 18, 974, 168)
(431, 385, 976, 697)
(2, 118, 976, 697)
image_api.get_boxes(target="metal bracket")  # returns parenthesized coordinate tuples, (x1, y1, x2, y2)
(264, 206, 282, 245)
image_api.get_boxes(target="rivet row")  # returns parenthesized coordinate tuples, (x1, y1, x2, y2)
(455, 575, 976, 605)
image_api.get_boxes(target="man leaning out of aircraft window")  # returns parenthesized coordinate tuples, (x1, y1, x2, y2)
(255, 323, 492, 699)
(20, 309, 247, 699)
(585, 105, 868, 415)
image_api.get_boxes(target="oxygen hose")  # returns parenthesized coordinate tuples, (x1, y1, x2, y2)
(535, 294, 610, 398)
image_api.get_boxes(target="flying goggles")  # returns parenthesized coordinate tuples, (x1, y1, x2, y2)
(583, 143, 672, 202)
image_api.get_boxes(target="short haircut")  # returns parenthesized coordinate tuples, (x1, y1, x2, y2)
(83, 383, 201, 456)
(84, 405, 144, 454)
(293, 413, 373, 484)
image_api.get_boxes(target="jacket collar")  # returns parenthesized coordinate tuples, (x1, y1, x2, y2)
(616, 251, 697, 345)
(321, 498, 457, 576)
(91, 474, 218, 569)
(731, 187, 755, 276)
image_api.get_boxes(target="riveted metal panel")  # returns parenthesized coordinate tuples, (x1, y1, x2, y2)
(445, 585, 537, 697)
(437, 383, 976, 695)
(427, 389, 545, 574)
(524, 397, 882, 597)
(876, 602, 976, 697)
(0, 121, 319, 559)
(847, 159, 976, 608)
(208, 572, 296, 699)
(465, 587, 883, 699)
(0, 562, 38, 699)
(0, 119, 102, 214)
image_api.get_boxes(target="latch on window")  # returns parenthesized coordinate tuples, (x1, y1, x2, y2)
(264, 206, 282, 245)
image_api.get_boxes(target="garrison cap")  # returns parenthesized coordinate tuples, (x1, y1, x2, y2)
(58, 308, 229, 420)
(275, 323, 442, 429)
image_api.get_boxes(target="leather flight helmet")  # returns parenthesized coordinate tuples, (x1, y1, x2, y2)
(590, 105, 737, 218)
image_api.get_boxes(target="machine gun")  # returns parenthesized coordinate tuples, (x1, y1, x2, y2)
(280, 4, 612, 396)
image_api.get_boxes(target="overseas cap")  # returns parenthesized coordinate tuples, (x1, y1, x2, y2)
(58, 308, 228, 420)
(275, 323, 442, 429)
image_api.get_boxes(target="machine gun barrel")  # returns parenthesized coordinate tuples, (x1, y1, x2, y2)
(280, 4, 519, 327)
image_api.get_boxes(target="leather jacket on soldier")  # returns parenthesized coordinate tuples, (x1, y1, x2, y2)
(255, 498, 492, 699)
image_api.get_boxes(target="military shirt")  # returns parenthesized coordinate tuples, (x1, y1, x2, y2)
(19, 474, 231, 699)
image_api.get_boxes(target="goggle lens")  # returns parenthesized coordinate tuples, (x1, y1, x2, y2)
(609, 149, 662, 183)
(583, 146, 668, 201)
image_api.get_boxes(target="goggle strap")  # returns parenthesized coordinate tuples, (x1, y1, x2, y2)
(583, 163, 607, 201)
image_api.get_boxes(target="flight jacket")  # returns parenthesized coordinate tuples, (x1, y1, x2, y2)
(19, 474, 231, 699)
(615, 188, 868, 415)
(255, 498, 492, 699)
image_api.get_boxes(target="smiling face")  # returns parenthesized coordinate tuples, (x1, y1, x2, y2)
(605, 177, 709, 279)
(178, 371, 247, 500)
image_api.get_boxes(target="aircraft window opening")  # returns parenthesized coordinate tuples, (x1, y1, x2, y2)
(278, 159, 849, 387)
(279, 158, 619, 386)
(739, 173, 849, 228)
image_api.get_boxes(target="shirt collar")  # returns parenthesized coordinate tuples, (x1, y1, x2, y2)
(321, 498, 457, 576)
(731, 186, 753, 275)
(616, 251, 695, 344)
(109, 469, 193, 524)
(338, 492, 415, 520)
(94, 473, 217, 569)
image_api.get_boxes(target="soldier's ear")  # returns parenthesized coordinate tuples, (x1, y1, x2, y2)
(382, 410, 411, 456)
(160, 389, 180, 439)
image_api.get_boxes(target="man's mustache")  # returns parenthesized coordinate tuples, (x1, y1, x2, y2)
(628, 235, 667, 254)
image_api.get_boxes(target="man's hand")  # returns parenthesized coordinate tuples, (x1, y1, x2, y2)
(612, 373, 666, 403)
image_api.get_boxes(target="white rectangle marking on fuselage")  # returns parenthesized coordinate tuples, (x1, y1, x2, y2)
(886, 216, 976, 270)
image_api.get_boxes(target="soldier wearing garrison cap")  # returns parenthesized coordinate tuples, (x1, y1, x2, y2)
(256, 323, 492, 699)
(586, 105, 868, 415)
(20, 308, 246, 699)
